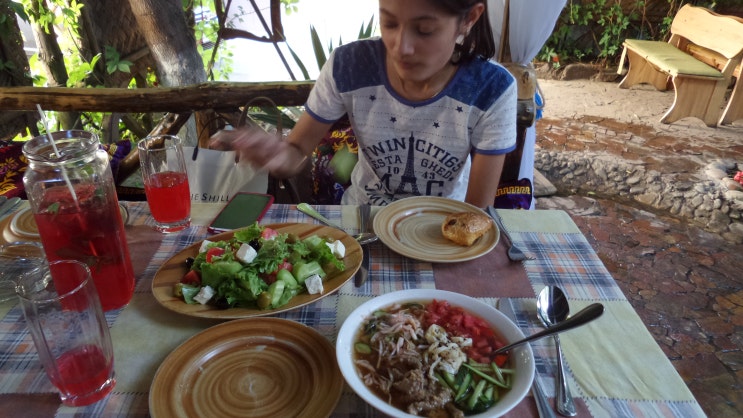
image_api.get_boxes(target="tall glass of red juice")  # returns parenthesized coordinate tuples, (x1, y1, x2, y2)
(17, 260, 116, 406)
(22, 130, 135, 311)
(137, 135, 191, 232)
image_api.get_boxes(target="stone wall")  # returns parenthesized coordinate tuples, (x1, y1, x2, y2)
(535, 150, 743, 243)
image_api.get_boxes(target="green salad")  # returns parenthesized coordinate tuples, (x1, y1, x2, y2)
(175, 223, 346, 310)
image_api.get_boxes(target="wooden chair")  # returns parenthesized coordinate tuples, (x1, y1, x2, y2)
(719, 14, 743, 125)
(617, 5, 743, 127)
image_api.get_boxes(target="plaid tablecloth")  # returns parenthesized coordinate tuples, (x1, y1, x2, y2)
(0, 202, 706, 417)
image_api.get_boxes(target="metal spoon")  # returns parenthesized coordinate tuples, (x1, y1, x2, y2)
(538, 286, 577, 416)
(494, 302, 604, 354)
(297, 203, 378, 244)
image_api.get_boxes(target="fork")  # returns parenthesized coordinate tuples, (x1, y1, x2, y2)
(486, 206, 534, 261)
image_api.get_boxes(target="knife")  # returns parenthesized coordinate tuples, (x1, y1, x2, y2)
(354, 204, 372, 287)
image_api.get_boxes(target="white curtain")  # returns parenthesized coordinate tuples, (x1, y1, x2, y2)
(488, 0, 566, 208)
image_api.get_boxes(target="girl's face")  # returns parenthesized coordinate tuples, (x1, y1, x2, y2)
(379, 0, 475, 84)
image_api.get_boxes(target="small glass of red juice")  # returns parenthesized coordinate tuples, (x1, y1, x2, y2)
(17, 260, 116, 406)
(137, 135, 191, 233)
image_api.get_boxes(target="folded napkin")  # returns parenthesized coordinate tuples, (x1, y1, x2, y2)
(499, 298, 706, 417)
(110, 293, 220, 392)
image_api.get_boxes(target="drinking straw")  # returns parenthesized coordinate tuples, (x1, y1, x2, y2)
(35, 104, 79, 206)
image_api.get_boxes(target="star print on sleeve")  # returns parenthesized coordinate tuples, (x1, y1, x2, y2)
(369, 95, 376, 101)
(390, 116, 397, 123)
(433, 122, 440, 128)
(456, 106, 463, 112)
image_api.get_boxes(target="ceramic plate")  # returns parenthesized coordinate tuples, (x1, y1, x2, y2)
(151, 223, 362, 319)
(373, 196, 498, 262)
(0, 204, 128, 244)
(150, 317, 343, 418)
(10, 208, 40, 238)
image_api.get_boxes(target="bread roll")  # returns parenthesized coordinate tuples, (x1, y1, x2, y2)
(441, 212, 493, 246)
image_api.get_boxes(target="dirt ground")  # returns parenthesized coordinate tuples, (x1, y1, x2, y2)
(536, 77, 743, 141)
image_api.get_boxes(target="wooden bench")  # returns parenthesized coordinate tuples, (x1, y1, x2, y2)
(617, 5, 743, 127)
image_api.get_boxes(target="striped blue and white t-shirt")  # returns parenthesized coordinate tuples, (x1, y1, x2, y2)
(306, 38, 516, 206)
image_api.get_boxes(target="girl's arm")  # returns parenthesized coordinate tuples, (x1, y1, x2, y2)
(465, 152, 506, 208)
(209, 112, 333, 178)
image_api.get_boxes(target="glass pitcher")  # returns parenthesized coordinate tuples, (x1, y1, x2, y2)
(0, 241, 47, 304)
(22, 130, 134, 311)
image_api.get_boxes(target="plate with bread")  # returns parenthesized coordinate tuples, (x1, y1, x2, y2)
(372, 196, 499, 262)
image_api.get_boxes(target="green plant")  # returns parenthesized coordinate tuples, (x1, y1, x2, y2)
(287, 16, 376, 81)
(595, 2, 633, 60)
(243, 16, 377, 132)
(537, 46, 561, 69)
(536, 0, 689, 68)
(281, 0, 300, 15)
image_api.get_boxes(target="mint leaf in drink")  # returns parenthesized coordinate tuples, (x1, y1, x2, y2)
(47, 202, 60, 214)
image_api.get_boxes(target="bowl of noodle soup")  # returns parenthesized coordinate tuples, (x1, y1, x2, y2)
(336, 289, 534, 417)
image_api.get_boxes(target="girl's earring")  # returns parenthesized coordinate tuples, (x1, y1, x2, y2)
(451, 33, 466, 64)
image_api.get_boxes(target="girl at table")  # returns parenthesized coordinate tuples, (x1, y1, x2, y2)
(210, 0, 517, 208)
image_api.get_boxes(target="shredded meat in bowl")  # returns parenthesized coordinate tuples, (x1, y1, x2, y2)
(354, 303, 469, 417)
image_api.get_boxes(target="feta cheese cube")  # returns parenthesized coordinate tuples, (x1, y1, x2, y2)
(304, 274, 324, 295)
(236, 243, 258, 264)
(199, 240, 213, 253)
(325, 240, 345, 258)
(193, 285, 215, 305)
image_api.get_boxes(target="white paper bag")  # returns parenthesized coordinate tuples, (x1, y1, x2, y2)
(184, 146, 268, 203)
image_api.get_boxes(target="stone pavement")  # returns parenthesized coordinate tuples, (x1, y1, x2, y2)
(531, 79, 743, 418)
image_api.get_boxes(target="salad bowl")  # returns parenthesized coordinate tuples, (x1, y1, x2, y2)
(151, 223, 362, 319)
(336, 289, 535, 417)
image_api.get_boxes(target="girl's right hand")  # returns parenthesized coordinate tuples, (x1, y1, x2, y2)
(208, 126, 306, 178)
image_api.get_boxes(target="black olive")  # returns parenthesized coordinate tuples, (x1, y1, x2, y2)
(185, 257, 195, 268)
(213, 297, 230, 310)
(249, 239, 261, 251)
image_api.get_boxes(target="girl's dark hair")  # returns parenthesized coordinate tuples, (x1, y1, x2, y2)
(434, 0, 496, 62)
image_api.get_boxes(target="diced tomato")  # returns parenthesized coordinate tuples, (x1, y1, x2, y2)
(181, 270, 201, 285)
(277, 260, 292, 272)
(494, 353, 509, 367)
(205, 247, 226, 263)
(424, 298, 508, 365)
(263, 259, 292, 285)
(261, 227, 278, 240)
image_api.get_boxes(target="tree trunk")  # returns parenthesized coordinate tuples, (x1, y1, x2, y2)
(0, 0, 38, 140)
(127, 0, 206, 87)
(29, 0, 80, 130)
(127, 0, 208, 145)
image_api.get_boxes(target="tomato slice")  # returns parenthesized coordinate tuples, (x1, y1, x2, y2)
(261, 227, 278, 240)
(263, 259, 292, 285)
(181, 270, 201, 285)
(206, 247, 226, 263)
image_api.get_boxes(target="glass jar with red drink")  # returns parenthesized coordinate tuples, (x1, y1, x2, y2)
(22, 130, 135, 311)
